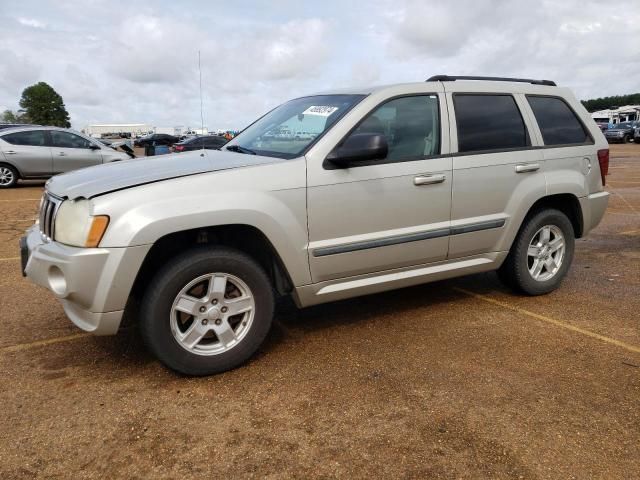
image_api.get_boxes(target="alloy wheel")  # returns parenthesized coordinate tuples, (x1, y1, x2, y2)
(169, 273, 255, 355)
(527, 225, 565, 282)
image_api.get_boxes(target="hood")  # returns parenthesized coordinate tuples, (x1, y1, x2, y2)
(605, 127, 630, 134)
(46, 149, 285, 199)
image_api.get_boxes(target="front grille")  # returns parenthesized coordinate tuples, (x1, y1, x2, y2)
(39, 192, 63, 241)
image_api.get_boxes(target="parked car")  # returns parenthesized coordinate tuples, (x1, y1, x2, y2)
(635, 127, 640, 143)
(0, 126, 130, 188)
(21, 75, 609, 375)
(596, 122, 608, 132)
(134, 133, 179, 147)
(172, 135, 228, 152)
(604, 121, 639, 143)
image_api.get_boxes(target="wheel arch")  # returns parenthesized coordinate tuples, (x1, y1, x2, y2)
(129, 224, 296, 306)
(524, 193, 584, 238)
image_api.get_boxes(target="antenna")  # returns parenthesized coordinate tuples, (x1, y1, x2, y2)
(198, 50, 205, 151)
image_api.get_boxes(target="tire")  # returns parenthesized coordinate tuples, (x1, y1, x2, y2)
(0, 164, 18, 188)
(623, 135, 631, 144)
(140, 246, 275, 376)
(497, 209, 575, 295)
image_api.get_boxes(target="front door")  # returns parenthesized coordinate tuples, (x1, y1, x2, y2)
(307, 94, 452, 283)
(49, 130, 103, 174)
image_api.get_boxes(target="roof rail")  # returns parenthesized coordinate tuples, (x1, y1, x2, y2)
(427, 75, 556, 87)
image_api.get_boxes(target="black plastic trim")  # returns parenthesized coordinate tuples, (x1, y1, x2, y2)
(428, 75, 556, 87)
(450, 219, 505, 235)
(312, 219, 506, 257)
(313, 228, 450, 257)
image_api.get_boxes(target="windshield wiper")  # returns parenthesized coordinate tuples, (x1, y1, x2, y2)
(225, 145, 256, 155)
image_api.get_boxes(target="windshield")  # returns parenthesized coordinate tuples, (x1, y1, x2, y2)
(615, 122, 632, 129)
(226, 94, 366, 158)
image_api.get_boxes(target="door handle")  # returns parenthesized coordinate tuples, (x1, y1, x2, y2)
(57, 152, 67, 156)
(4, 150, 17, 155)
(515, 163, 540, 173)
(414, 174, 446, 186)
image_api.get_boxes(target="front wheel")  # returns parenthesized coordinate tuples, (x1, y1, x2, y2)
(497, 209, 575, 295)
(140, 247, 275, 375)
(0, 164, 18, 188)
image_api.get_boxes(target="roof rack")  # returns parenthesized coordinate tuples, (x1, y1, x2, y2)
(427, 75, 556, 87)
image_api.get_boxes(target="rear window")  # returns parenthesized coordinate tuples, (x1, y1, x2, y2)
(2, 130, 46, 146)
(527, 96, 591, 146)
(454, 94, 529, 153)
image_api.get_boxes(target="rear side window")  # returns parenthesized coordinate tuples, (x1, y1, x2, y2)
(527, 96, 592, 146)
(1, 130, 46, 146)
(50, 131, 93, 149)
(454, 94, 529, 153)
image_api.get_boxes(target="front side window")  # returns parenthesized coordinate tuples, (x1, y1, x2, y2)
(349, 95, 440, 161)
(1, 130, 46, 146)
(227, 94, 365, 158)
(454, 94, 529, 153)
(50, 131, 93, 149)
(527, 96, 591, 146)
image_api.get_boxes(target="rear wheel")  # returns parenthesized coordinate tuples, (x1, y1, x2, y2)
(623, 134, 631, 144)
(498, 209, 575, 295)
(0, 164, 18, 188)
(140, 246, 275, 375)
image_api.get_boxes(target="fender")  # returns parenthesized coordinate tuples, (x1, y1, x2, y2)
(92, 159, 312, 286)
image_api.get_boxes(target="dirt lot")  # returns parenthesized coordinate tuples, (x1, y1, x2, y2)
(0, 144, 638, 479)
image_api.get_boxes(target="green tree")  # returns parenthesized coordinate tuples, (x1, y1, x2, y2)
(0, 109, 29, 123)
(19, 82, 71, 127)
(581, 93, 640, 112)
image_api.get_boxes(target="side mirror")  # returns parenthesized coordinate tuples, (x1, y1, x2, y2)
(326, 133, 388, 167)
(89, 144, 101, 150)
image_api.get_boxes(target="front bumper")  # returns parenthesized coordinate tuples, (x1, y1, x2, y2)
(21, 226, 151, 335)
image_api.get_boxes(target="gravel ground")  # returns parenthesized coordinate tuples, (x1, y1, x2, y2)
(0, 144, 638, 479)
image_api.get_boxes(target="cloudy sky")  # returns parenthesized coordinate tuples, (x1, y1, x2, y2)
(0, 0, 638, 130)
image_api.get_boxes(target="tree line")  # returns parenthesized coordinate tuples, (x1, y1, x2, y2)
(581, 93, 640, 113)
(1, 82, 71, 127)
(2, 81, 638, 123)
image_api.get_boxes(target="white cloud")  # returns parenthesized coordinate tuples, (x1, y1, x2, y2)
(18, 17, 46, 29)
(0, 1, 637, 129)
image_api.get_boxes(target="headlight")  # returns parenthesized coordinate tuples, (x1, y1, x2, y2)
(54, 199, 109, 247)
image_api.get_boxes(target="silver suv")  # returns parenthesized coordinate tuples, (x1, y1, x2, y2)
(21, 76, 610, 375)
(0, 126, 130, 188)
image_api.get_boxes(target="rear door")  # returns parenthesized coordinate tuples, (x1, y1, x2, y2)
(446, 89, 545, 258)
(49, 131, 103, 173)
(0, 130, 52, 177)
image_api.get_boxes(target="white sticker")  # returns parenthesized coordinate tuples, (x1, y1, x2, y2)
(302, 106, 339, 117)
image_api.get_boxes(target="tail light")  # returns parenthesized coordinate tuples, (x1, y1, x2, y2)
(175, 145, 184, 152)
(597, 149, 609, 186)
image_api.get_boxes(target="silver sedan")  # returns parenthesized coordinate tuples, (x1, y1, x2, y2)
(0, 126, 131, 188)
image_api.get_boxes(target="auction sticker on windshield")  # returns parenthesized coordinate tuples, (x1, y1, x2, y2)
(303, 106, 340, 116)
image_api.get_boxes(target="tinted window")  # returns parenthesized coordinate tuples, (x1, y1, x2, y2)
(348, 95, 440, 162)
(205, 137, 226, 146)
(454, 94, 529, 152)
(50, 131, 93, 149)
(527, 96, 591, 145)
(2, 130, 46, 146)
